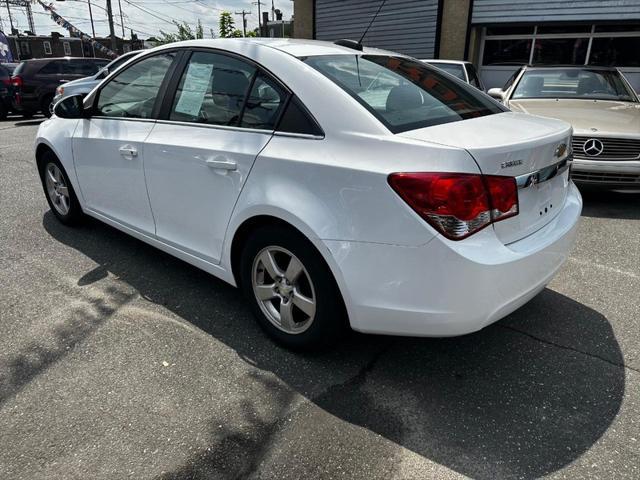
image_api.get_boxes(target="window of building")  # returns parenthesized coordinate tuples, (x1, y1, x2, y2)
(123, 44, 131, 53)
(481, 24, 640, 68)
(20, 42, 30, 56)
(43, 41, 52, 55)
(63, 41, 71, 56)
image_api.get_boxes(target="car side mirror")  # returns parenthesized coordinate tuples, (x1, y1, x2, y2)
(53, 94, 88, 119)
(487, 88, 505, 101)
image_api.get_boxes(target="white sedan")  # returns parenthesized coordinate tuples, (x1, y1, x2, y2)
(36, 39, 582, 349)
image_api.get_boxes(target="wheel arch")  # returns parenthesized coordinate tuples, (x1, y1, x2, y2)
(226, 211, 354, 327)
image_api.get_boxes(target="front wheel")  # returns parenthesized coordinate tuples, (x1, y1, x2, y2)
(240, 225, 348, 350)
(39, 152, 84, 225)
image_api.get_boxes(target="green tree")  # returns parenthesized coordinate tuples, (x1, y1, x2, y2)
(219, 11, 235, 38)
(155, 20, 204, 45)
(246, 30, 257, 38)
(231, 29, 244, 38)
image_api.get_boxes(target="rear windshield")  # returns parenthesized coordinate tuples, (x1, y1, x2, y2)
(512, 68, 637, 102)
(303, 55, 504, 133)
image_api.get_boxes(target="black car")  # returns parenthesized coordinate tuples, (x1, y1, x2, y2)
(11, 57, 109, 117)
(0, 62, 18, 120)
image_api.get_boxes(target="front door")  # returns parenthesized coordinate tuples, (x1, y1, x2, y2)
(73, 52, 178, 234)
(143, 50, 288, 263)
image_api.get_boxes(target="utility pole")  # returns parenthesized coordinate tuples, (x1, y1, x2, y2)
(106, 0, 117, 53)
(117, 0, 125, 38)
(87, 0, 96, 57)
(252, 1, 264, 36)
(4, 1, 14, 34)
(271, 0, 275, 22)
(234, 9, 249, 37)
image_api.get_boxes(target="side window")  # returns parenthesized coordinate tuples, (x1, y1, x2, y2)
(466, 65, 482, 89)
(240, 73, 287, 130)
(169, 51, 255, 126)
(39, 61, 61, 75)
(276, 96, 323, 136)
(96, 52, 176, 119)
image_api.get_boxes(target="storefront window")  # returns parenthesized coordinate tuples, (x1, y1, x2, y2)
(486, 26, 534, 36)
(531, 38, 589, 65)
(595, 24, 640, 32)
(482, 39, 532, 65)
(537, 24, 592, 34)
(589, 37, 640, 67)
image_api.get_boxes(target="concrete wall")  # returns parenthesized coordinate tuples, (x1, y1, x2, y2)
(293, 0, 314, 39)
(438, 0, 471, 60)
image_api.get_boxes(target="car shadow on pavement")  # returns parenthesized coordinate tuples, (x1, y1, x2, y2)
(580, 188, 640, 220)
(42, 213, 625, 480)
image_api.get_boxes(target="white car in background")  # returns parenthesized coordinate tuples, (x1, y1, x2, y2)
(51, 50, 142, 112)
(421, 59, 485, 90)
(36, 39, 581, 349)
(489, 65, 640, 189)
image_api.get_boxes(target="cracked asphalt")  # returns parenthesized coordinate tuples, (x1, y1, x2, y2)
(1, 115, 639, 479)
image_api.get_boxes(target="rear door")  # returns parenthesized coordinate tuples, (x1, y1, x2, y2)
(73, 51, 179, 234)
(143, 50, 287, 264)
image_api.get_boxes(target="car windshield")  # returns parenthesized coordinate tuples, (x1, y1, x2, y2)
(303, 55, 504, 133)
(512, 68, 637, 102)
(429, 62, 466, 81)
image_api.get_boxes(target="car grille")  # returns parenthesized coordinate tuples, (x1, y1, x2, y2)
(572, 136, 640, 161)
(572, 171, 640, 184)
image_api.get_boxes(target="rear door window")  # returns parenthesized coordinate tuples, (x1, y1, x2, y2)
(38, 61, 62, 75)
(169, 51, 256, 126)
(240, 72, 287, 130)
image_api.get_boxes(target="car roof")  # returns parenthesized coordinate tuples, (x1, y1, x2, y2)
(422, 59, 469, 66)
(525, 64, 618, 71)
(21, 57, 109, 63)
(151, 38, 404, 58)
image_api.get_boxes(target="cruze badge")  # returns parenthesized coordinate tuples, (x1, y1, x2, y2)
(583, 138, 604, 157)
(501, 159, 523, 169)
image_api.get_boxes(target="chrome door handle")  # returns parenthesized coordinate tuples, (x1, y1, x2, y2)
(205, 158, 237, 171)
(119, 145, 138, 158)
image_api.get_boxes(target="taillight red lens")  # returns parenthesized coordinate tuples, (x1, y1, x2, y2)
(388, 172, 519, 240)
(484, 175, 519, 221)
(11, 76, 22, 88)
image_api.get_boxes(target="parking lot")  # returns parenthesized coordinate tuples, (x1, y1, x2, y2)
(1, 115, 639, 479)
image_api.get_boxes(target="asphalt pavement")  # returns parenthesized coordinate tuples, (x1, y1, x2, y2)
(1, 115, 639, 479)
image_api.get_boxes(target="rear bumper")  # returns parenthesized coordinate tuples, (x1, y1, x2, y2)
(572, 158, 640, 188)
(325, 182, 582, 337)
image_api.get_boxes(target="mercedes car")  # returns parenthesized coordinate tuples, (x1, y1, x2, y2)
(489, 66, 640, 189)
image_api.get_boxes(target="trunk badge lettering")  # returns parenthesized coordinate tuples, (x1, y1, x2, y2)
(501, 159, 523, 169)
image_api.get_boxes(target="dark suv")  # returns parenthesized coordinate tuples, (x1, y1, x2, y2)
(0, 62, 18, 120)
(11, 57, 109, 117)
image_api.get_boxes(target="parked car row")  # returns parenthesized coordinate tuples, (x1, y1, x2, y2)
(3, 53, 141, 119)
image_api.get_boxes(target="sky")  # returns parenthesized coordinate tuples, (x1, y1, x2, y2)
(0, 0, 294, 40)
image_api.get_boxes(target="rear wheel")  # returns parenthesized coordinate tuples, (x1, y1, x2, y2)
(39, 152, 83, 225)
(240, 225, 347, 350)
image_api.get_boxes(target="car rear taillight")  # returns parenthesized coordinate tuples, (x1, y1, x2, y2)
(388, 172, 518, 240)
(11, 75, 22, 89)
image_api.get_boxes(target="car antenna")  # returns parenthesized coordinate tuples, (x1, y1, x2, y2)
(359, 0, 388, 45)
(334, 0, 388, 52)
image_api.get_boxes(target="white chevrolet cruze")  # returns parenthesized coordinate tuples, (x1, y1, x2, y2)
(36, 39, 582, 349)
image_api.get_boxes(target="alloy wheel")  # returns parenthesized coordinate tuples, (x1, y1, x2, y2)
(44, 163, 70, 216)
(251, 246, 317, 334)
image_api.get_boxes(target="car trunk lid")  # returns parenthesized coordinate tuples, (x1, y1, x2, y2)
(398, 112, 573, 244)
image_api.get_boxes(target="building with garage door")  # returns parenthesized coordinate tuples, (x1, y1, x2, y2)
(292, 0, 640, 91)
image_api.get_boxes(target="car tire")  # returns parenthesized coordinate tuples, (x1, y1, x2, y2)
(38, 151, 84, 226)
(240, 225, 348, 350)
(41, 94, 54, 118)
